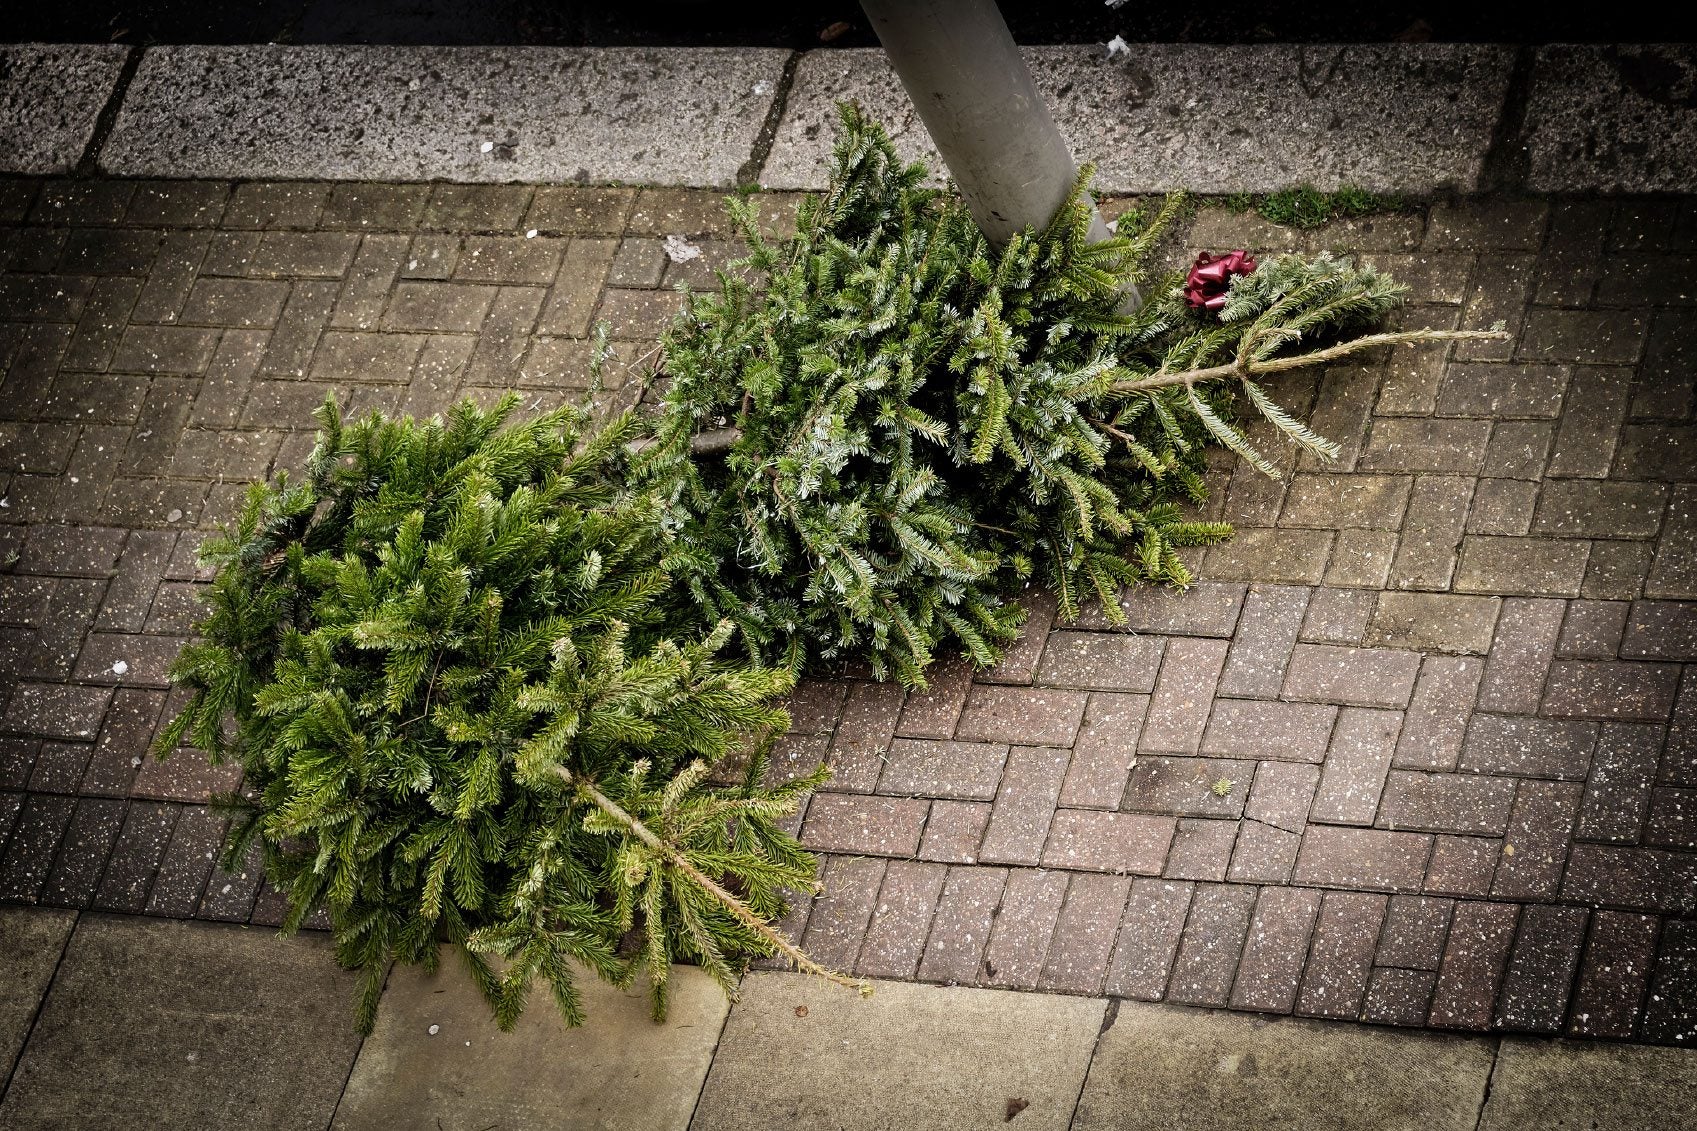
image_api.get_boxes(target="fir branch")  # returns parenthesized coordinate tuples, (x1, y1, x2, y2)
(556, 765, 871, 997)
(1108, 328, 1511, 395)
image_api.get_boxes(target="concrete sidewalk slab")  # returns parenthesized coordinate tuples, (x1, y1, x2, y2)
(0, 916, 361, 1128)
(0, 44, 129, 175)
(1478, 1038, 1697, 1130)
(100, 46, 789, 187)
(761, 45, 1513, 194)
(0, 907, 73, 1081)
(1072, 1002, 1495, 1130)
(692, 973, 1104, 1130)
(1524, 45, 1697, 192)
(332, 958, 729, 1131)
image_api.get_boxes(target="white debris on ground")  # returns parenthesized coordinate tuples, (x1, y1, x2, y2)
(754, 79, 774, 95)
(664, 234, 703, 263)
(1105, 0, 1129, 8)
(479, 141, 494, 153)
(111, 660, 128, 675)
(1106, 36, 1131, 59)
(428, 1024, 440, 1036)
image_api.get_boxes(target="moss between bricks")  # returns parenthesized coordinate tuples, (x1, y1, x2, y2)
(1223, 186, 1412, 230)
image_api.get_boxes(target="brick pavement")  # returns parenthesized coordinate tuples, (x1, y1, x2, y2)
(0, 179, 1692, 1045)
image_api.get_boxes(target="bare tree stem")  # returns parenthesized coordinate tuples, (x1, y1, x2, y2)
(1108, 328, 1512, 395)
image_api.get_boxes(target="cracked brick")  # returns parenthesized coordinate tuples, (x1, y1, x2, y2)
(1038, 873, 1132, 993)
(981, 868, 1067, 989)
(1230, 886, 1322, 1013)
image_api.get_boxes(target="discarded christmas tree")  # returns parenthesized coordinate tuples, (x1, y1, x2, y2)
(160, 106, 1508, 1033)
(647, 104, 1505, 685)
(158, 394, 853, 1033)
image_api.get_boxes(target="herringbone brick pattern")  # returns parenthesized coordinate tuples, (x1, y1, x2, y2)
(0, 179, 1692, 1043)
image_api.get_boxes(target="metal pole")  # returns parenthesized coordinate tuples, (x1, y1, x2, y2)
(857, 0, 1115, 253)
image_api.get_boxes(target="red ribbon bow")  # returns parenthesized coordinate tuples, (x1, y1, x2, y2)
(1184, 250, 1257, 312)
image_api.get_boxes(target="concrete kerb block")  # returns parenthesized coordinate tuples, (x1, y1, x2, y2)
(334, 956, 730, 1131)
(1072, 1000, 1497, 1131)
(99, 45, 790, 187)
(761, 45, 1515, 194)
(20, 41, 1692, 194)
(0, 915, 362, 1128)
(0, 906, 75, 1080)
(1523, 44, 1697, 192)
(1478, 1038, 1697, 1130)
(0, 43, 130, 174)
(692, 971, 1105, 1130)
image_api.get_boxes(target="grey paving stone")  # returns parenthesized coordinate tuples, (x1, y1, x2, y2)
(0, 45, 130, 174)
(103, 46, 788, 187)
(982, 867, 1068, 989)
(1394, 657, 1485, 771)
(1202, 700, 1338, 764)
(1218, 585, 1311, 699)
(334, 957, 728, 1131)
(1073, 1003, 1495, 1131)
(1525, 45, 1697, 193)
(1480, 1038, 1697, 1129)
(693, 972, 1103, 1131)
(917, 866, 1005, 984)
(1649, 485, 1697, 600)
(0, 906, 75, 1080)
(0, 916, 360, 1128)
(1369, 593, 1500, 656)
(764, 45, 1511, 193)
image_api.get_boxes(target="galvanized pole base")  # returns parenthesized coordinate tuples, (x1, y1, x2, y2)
(858, 0, 1132, 305)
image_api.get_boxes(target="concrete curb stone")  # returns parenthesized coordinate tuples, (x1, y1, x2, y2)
(333, 957, 730, 1131)
(0, 44, 129, 175)
(691, 972, 1105, 1130)
(1523, 45, 1697, 192)
(0, 43, 1686, 193)
(0, 907, 74, 1081)
(760, 45, 1515, 194)
(1072, 1001, 1496, 1131)
(99, 45, 790, 187)
(1477, 1038, 1697, 1130)
(0, 915, 362, 1128)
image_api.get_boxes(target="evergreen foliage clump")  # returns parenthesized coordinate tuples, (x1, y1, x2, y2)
(158, 394, 833, 1033)
(648, 106, 1489, 685)
(160, 106, 1506, 1034)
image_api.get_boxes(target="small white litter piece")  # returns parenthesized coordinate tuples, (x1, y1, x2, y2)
(480, 141, 494, 153)
(111, 660, 129, 675)
(1106, 35, 1131, 59)
(525, 229, 539, 239)
(166, 508, 184, 523)
(664, 234, 703, 263)
(428, 1024, 441, 1036)
(754, 79, 775, 95)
